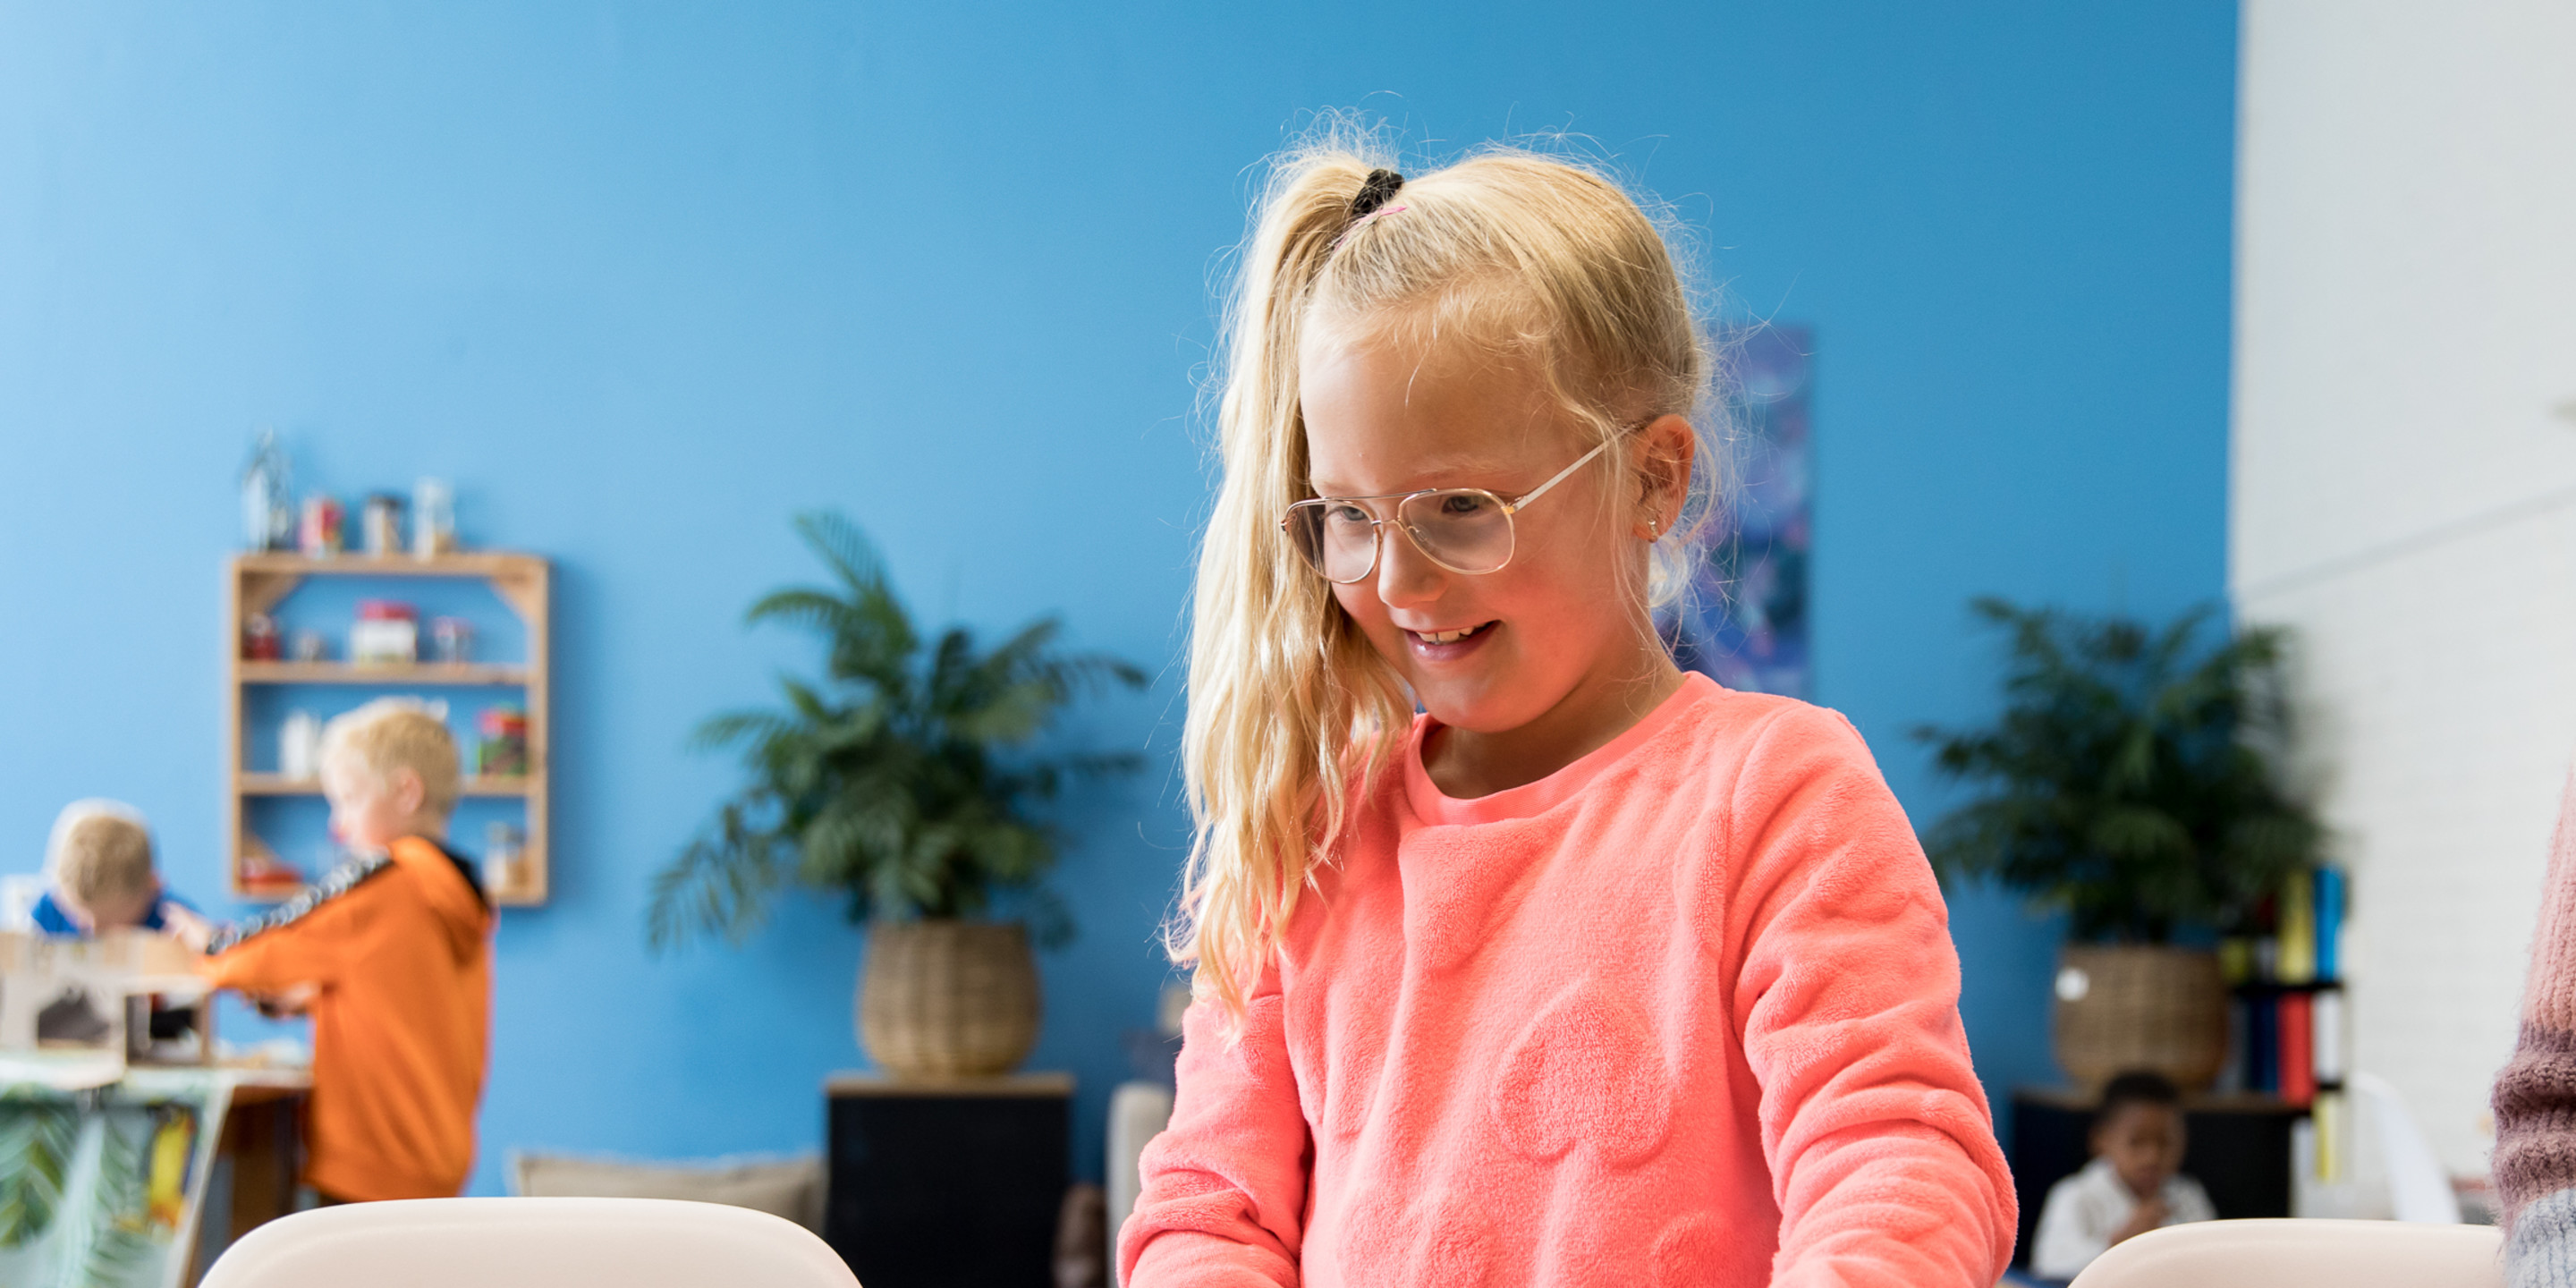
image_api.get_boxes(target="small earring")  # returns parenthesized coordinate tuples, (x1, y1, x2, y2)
(1645, 513, 1663, 539)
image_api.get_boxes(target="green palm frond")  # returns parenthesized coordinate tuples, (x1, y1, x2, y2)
(72, 1112, 157, 1288)
(0, 1097, 77, 1247)
(1915, 599, 2320, 943)
(648, 802, 792, 950)
(648, 510, 1148, 951)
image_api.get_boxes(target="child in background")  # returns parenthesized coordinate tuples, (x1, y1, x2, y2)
(184, 698, 493, 1202)
(1121, 136, 2015, 1287)
(31, 799, 200, 937)
(2030, 1071, 2216, 1280)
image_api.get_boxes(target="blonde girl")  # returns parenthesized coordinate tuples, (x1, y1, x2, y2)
(1122, 134, 2015, 1288)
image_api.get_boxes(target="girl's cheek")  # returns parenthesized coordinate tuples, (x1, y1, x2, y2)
(1332, 583, 1385, 631)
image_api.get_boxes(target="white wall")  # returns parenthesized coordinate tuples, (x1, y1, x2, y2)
(2237, 0, 2576, 1176)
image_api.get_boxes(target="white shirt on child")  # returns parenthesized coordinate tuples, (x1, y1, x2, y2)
(2030, 1156, 2216, 1280)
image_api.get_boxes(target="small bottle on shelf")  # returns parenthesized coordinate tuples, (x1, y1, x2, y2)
(280, 710, 323, 781)
(483, 821, 522, 895)
(413, 478, 458, 557)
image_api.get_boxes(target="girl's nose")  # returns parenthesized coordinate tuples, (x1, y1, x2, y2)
(1373, 523, 1447, 609)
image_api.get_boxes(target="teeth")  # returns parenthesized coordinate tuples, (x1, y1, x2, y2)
(1419, 624, 1486, 644)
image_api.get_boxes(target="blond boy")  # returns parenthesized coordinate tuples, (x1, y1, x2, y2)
(194, 699, 495, 1201)
(33, 800, 198, 936)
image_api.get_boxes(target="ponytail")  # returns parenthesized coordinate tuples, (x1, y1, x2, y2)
(1174, 143, 1418, 1022)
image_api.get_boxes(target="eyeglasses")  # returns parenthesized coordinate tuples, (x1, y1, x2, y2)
(1281, 435, 1621, 583)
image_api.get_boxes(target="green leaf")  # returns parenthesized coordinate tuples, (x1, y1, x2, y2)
(0, 1097, 76, 1247)
(648, 509, 1148, 952)
(1914, 597, 2323, 943)
(71, 1109, 158, 1288)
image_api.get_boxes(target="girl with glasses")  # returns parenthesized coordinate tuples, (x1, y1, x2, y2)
(1123, 130, 2013, 1287)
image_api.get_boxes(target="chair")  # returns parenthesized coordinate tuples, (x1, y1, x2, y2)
(2067, 1218, 2502, 1288)
(2351, 1071, 2467, 1223)
(199, 1196, 860, 1287)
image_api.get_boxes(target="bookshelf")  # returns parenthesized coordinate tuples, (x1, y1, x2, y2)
(2223, 866, 2350, 1182)
(224, 552, 551, 906)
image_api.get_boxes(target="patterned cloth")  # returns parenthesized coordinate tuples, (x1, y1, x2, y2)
(2496, 769, 2576, 1287)
(201, 856, 389, 955)
(0, 1069, 227, 1288)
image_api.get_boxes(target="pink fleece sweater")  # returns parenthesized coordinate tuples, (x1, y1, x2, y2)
(1121, 674, 2015, 1287)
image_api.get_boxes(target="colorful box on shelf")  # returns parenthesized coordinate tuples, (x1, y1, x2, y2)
(351, 599, 419, 666)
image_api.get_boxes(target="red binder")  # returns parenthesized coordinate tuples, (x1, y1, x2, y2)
(2278, 992, 2316, 1106)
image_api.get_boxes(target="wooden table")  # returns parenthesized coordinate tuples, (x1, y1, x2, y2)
(210, 1079, 308, 1242)
(824, 1072, 1071, 1288)
(186, 1066, 310, 1284)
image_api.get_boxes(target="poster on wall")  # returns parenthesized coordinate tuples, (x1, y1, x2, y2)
(1673, 324, 1811, 699)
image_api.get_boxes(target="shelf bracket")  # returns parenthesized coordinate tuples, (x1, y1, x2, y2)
(488, 568, 544, 623)
(241, 572, 304, 619)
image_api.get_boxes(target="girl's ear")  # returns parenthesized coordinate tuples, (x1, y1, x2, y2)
(1631, 414, 1697, 538)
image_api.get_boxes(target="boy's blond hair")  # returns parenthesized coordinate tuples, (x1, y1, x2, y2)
(47, 800, 157, 909)
(322, 699, 462, 818)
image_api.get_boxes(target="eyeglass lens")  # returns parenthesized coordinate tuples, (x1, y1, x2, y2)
(1289, 490, 1518, 582)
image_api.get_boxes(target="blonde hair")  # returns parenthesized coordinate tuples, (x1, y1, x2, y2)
(1175, 126, 1722, 1020)
(47, 800, 157, 910)
(322, 698, 462, 818)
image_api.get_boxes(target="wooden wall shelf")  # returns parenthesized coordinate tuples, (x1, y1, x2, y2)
(237, 662, 531, 685)
(234, 774, 536, 798)
(225, 551, 551, 907)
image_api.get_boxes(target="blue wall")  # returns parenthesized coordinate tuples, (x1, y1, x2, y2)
(0, 2, 2234, 1189)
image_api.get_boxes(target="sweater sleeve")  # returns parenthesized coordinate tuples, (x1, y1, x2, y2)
(198, 886, 368, 994)
(1118, 968, 1311, 1288)
(2495, 767, 2576, 1285)
(1727, 706, 2017, 1288)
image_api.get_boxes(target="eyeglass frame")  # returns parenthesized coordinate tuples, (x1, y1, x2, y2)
(1279, 426, 1639, 584)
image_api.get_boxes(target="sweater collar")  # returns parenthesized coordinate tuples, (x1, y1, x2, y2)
(1402, 672, 1719, 827)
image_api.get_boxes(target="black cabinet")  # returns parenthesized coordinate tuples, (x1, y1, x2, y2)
(2008, 1089, 2302, 1269)
(826, 1072, 1072, 1288)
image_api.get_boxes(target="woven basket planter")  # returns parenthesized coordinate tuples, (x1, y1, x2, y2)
(2053, 945, 2227, 1093)
(858, 919, 1041, 1079)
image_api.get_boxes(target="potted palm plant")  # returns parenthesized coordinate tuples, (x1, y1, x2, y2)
(1915, 598, 2320, 1091)
(649, 511, 1146, 1078)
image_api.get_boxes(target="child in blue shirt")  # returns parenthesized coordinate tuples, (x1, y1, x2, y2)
(30, 800, 200, 937)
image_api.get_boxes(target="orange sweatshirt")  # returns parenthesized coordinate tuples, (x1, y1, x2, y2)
(1122, 674, 2015, 1287)
(201, 835, 493, 1201)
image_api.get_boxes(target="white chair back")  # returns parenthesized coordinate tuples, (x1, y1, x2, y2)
(2350, 1071, 2466, 1223)
(2068, 1217, 2500, 1288)
(199, 1196, 860, 1288)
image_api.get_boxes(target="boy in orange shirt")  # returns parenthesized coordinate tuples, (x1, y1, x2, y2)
(189, 699, 494, 1202)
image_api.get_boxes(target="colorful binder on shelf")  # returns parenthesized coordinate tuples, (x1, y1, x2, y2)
(2245, 993, 2278, 1094)
(2314, 866, 2345, 982)
(2278, 868, 2317, 984)
(2312, 987, 2346, 1085)
(2278, 991, 2316, 1106)
(2312, 1089, 2345, 1181)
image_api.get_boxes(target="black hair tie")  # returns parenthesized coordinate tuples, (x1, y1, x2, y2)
(1350, 169, 1405, 220)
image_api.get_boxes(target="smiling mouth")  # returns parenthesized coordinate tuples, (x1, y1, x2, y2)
(1410, 622, 1496, 645)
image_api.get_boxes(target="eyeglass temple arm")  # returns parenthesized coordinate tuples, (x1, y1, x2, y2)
(1504, 436, 1618, 511)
